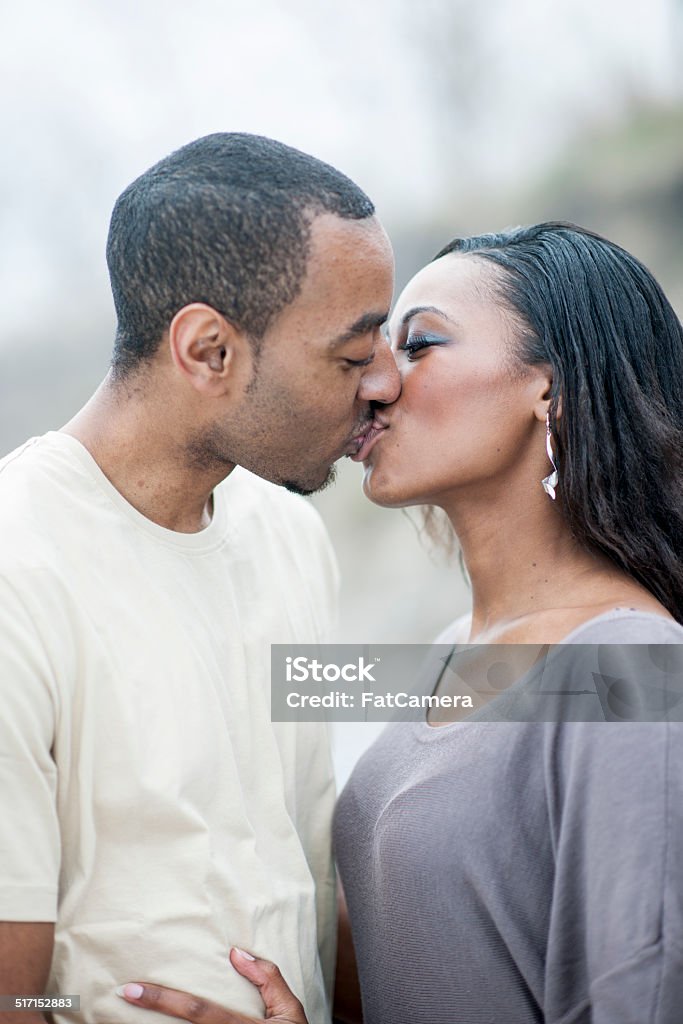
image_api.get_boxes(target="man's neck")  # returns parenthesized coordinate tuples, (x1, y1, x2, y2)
(61, 373, 234, 533)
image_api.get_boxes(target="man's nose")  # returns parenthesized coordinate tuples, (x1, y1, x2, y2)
(358, 341, 401, 405)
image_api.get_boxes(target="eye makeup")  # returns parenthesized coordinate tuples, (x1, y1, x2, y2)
(397, 332, 449, 359)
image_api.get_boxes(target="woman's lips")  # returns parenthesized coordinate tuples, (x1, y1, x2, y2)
(349, 422, 387, 462)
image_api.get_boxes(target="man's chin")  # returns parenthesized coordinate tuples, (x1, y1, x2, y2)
(281, 464, 337, 497)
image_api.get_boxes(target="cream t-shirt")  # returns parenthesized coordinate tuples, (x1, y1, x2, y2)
(0, 432, 338, 1024)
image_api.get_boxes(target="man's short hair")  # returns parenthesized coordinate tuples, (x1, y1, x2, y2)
(106, 133, 375, 376)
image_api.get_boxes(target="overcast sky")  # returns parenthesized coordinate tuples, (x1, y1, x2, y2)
(0, 0, 679, 342)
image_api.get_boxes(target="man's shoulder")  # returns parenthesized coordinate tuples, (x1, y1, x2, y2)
(0, 436, 51, 527)
(0, 433, 76, 495)
(0, 433, 88, 569)
(0, 436, 42, 486)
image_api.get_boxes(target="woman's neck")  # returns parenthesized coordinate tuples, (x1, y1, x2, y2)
(442, 483, 655, 643)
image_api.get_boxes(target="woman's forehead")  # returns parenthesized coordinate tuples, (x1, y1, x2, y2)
(391, 253, 492, 326)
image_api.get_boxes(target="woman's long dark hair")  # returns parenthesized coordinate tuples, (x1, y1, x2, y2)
(434, 222, 683, 623)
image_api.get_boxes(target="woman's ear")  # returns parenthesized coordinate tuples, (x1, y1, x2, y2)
(531, 367, 561, 423)
(168, 303, 252, 396)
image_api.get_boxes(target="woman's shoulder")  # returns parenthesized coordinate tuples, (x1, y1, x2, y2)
(429, 607, 683, 648)
(432, 612, 472, 645)
(562, 608, 683, 644)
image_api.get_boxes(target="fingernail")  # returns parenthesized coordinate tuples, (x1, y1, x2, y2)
(233, 947, 256, 961)
(115, 984, 144, 999)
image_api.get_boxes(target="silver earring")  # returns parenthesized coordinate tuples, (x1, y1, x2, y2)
(541, 412, 559, 500)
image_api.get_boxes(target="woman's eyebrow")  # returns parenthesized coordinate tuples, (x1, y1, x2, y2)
(400, 304, 459, 327)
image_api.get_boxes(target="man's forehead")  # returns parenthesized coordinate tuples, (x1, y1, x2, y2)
(295, 214, 393, 310)
(277, 213, 394, 347)
(306, 211, 393, 262)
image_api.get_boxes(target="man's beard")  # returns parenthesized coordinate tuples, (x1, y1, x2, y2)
(184, 431, 235, 473)
(185, 424, 339, 496)
(281, 463, 337, 496)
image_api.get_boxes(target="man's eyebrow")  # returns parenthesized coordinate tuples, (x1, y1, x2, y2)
(328, 311, 389, 350)
(400, 304, 458, 327)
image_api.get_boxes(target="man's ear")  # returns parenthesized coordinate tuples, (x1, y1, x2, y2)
(168, 303, 252, 395)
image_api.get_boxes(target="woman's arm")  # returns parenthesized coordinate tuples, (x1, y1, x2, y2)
(333, 882, 363, 1024)
(115, 948, 308, 1023)
(546, 714, 683, 1023)
(116, 885, 364, 1024)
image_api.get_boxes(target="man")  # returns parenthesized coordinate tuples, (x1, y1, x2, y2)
(0, 133, 398, 1023)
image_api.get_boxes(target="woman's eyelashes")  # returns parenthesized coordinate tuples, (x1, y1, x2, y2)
(397, 333, 449, 360)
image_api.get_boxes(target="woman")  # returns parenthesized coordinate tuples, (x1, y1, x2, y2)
(117, 223, 683, 1022)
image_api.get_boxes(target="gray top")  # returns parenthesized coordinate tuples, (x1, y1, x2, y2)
(334, 611, 683, 1024)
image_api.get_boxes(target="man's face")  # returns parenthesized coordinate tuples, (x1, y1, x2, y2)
(215, 213, 399, 493)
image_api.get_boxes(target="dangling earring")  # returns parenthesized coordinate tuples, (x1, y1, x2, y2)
(541, 412, 559, 500)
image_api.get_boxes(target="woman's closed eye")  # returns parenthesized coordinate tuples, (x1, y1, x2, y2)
(397, 333, 449, 360)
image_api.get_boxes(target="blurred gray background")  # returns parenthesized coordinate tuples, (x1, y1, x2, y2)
(2, 0, 682, 780)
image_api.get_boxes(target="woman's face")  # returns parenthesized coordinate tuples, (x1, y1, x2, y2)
(361, 252, 551, 509)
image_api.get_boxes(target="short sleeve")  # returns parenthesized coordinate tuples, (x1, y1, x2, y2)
(587, 939, 681, 1024)
(0, 572, 60, 920)
(566, 614, 683, 723)
(544, 720, 683, 1023)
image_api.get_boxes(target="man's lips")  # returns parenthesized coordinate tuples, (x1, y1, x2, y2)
(348, 418, 388, 462)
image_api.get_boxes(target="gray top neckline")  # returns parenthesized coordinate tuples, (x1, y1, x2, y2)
(415, 608, 683, 738)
